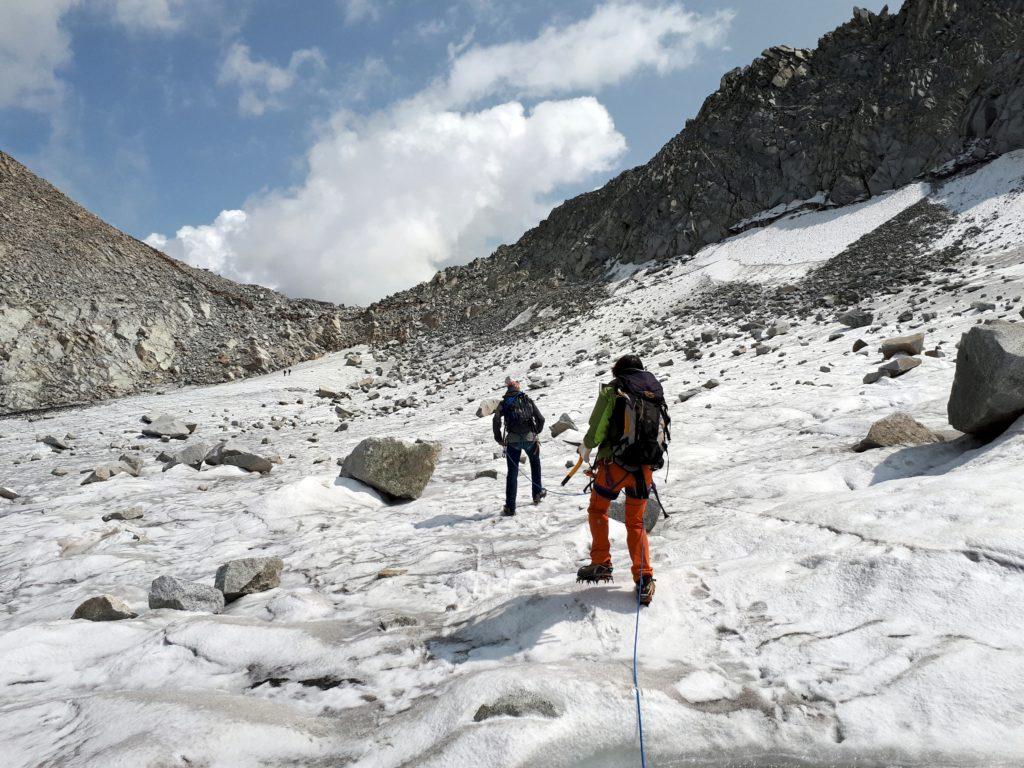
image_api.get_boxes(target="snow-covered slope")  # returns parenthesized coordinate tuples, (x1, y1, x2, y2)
(4, 154, 1024, 767)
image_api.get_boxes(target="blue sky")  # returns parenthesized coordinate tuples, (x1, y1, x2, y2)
(1, 0, 897, 304)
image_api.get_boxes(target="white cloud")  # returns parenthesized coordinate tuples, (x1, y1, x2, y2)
(107, 0, 186, 31)
(340, 0, 379, 24)
(0, 0, 77, 111)
(440, 1, 734, 106)
(145, 209, 248, 272)
(218, 42, 326, 116)
(152, 1, 732, 305)
(152, 98, 624, 304)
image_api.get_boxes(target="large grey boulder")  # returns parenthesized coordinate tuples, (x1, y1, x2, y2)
(148, 575, 225, 612)
(163, 441, 213, 471)
(340, 437, 440, 500)
(142, 414, 191, 440)
(205, 442, 273, 474)
(72, 594, 138, 621)
(948, 321, 1024, 435)
(853, 412, 944, 452)
(608, 496, 663, 533)
(214, 557, 283, 601)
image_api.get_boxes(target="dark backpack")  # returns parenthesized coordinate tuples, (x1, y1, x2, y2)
(607, 373, 671, 470)
(502, 392, 537, 434)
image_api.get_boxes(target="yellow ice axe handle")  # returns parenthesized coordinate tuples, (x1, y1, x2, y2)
(561, 456, 584, 486)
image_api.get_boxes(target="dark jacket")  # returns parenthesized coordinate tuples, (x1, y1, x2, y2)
(492, 388, 545, 444)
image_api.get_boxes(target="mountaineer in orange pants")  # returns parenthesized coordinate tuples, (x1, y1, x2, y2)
(575, 354, 670, 606)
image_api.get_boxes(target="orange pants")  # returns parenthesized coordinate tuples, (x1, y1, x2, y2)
(587, 460, 653, 582)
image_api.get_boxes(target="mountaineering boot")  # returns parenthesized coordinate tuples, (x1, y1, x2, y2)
(501, 505, 515, 517)
(533, 488, 547, 505)
(636, 576, 656, 606)
(576, 562, 613, 583)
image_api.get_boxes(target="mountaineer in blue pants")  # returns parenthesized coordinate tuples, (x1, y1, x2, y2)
(492, 377, 546, 516)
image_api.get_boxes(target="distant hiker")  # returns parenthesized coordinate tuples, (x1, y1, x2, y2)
(575, 354, 670, 605)
(492, 377, 546, 516)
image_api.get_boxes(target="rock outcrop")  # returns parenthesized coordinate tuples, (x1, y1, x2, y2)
(948, 321, 1024, 435)
(0, 151, 365, 414)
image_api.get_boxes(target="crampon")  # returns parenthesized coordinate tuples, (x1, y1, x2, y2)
(576, 562, 613, 583)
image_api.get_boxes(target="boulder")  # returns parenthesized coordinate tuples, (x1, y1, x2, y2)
(339, 437, 440, 500)
(148, 575, 225, 612)
(205, 442, 273, 474)
(879, 356, 921, 378)
(948, 321, 1024, 435)
(316, 387, 340, 398)
(550, 413, 578, 438)
(345, 353, 362, 367)
(163, 441, 212, 471)
(838, 308, 873, 328)
(607, 496, 663, 533)
(852, 339, 868, 352)
(677, 388, 702, 402)
(880, 332, 925, 359)
(214, 557, 283, 602)
(0, 486, 19, 500)
(72, 594, 137, 621)
(142, 414, 191, 440)
(475, 469, 499, 480)
(852, 412, 944, 452)
(476, 398, 502, 418)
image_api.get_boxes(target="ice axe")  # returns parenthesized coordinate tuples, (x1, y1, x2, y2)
(561, 456, 585, 487)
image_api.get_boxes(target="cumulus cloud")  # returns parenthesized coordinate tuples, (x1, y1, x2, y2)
(0, 0, 77, 111)
(218, 42, 326, 116)
(151, 1, 733, 305)
(151, 99, 624, 303)
(439, 1, 734, 105)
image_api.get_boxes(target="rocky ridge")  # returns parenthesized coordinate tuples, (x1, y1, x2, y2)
(0, 151, 366, 414)
(368, 0, 1024, 345)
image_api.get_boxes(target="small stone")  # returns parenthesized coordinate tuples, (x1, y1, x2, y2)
(72, 595, 138, 621)
(102, 506, 144, 522)
(377, 568, 406, 579)
(0, 486, 19, 500)
(475, 469, 499, 480)
(879, 356, 921, 378)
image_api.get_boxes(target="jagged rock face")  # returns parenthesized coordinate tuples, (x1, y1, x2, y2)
(369, 0, 1024, 342)
(0, 152, 367, 414)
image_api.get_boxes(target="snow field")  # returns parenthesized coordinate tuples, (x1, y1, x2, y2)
(2, 156, 1024, 766)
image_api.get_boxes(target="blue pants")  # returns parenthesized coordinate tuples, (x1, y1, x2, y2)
(505, 441, 542, 511)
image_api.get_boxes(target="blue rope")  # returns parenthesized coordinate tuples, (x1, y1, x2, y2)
(633, 553, 648, 767)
